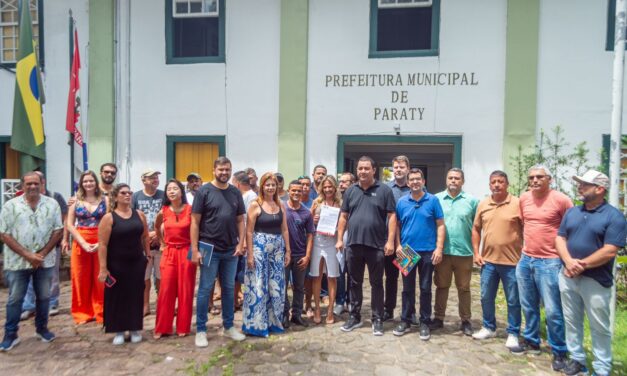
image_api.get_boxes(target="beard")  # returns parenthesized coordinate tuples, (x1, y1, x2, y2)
(101, 176, 115, 184)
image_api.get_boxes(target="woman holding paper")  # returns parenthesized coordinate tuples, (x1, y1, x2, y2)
(153, 179, 196, 339)
(243, 172, 291, 337)
(67, 170, 108, 325)
(98, 183, 150, 345)
(310, 175, 341, 324)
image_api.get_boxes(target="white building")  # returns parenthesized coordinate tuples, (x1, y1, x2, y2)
(0, 0, 623, 198)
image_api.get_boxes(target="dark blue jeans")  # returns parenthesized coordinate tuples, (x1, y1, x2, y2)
(336, 263, 350, 306)
(480, 262, 521, 335)
(196, 248, 238, 331)
(5, 267, 53, 335)
(401, 251, 434, 324)
(516, 254, 567, 355)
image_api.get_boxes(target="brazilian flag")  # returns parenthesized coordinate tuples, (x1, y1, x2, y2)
(11, 0, 45, 171)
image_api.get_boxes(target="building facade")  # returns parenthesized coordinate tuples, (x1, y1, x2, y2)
(0, 0, 623, 198)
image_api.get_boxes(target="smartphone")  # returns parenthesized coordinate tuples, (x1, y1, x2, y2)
(104, 274, 116, 288)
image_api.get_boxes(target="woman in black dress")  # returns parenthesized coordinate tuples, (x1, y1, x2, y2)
(98, 184, 150, 345)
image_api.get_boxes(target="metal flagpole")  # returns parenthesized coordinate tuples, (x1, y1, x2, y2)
(68, 9, 75, 194)
(609, 0, 626, 338)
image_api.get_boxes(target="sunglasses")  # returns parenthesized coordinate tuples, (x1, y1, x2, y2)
(102, 170, 117, 175)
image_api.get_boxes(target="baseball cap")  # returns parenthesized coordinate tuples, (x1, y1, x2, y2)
(274, 172, 284, 182)
(141, 169, 161, 178)
(572, 169, 609, 189)
(187, 172, 201, 181)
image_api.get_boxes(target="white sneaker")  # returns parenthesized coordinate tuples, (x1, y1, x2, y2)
(333, 304, 344, 316)
(49, 306, 59, 316)
(223, 327, 245, 342)
(195, 332, 208, 347)
(20, 310, 33, 321)
(505, 333, 519, 349)
(472, 327, 496, 340)
(112, 333, 125, 345)
(130, 331, 142, 343)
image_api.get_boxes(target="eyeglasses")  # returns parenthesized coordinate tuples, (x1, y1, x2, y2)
(102, 170, 117, 175)
(527, 175, 546, 181)
(118, 191, 132, 196)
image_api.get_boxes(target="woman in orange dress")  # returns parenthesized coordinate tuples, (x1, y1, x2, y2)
(153, 179, 197, 338)
(67, 170, 108, 324)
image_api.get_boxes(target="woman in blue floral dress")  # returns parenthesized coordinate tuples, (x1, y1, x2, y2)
(243, 172, 291, 337)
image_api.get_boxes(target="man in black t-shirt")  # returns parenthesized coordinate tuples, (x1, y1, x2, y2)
(336, 156, 397, 336)
(191, 157, 246, 346)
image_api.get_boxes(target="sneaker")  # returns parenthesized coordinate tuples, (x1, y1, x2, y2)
(340, 317, 363, 332)
(223, 327, 245, 342)
(562, 359, 588, 376)
(505, 334, 519, 349)
(392, 321, 410, 336)
(551, 353, 568, 372)
(0, 334, 20, 351)
(36, 331, 56, 343)
(49, 306, 60, 316)
(472, 327, 496, 340)
(130, 331, 142, 343)
(333, 304, 344, 317)
(429, 318, 444, 330)
(195, 332, 208, 347)
(382, 311, 394, 322)
(20, 310, 34, 321)
(112, 333, 125, 345)
(509, 340, 541, 355)
(460, 321, 473, 336)
(419, 323, 431, 341)
(372, 320, 384, 336)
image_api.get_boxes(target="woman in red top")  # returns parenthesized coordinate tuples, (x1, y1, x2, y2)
(153, 179, 197, 338)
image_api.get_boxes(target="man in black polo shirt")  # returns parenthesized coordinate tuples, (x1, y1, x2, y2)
(336, 156, 397, 336)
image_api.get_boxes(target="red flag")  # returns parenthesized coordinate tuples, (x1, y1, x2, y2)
(66, 29, 83, 145)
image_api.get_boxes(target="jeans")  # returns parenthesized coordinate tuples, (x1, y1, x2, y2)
(196, 248, 238, 331)
(384, 254, 399, 315)
(5, 267, 53, 335)
(346, 244, 384, 322)
(401, 251, 434, 324)
(559, 272, 613, 376)
(516, 254, 567, 355)
(23, 248, 61, 312)
(284, 254, 307, 317)
(480, 262, 521, 335)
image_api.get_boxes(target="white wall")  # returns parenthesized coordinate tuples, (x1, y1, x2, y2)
(123, 0, 281, 191)
(306, 0, 508, 197)
(537, 0, 625, 178)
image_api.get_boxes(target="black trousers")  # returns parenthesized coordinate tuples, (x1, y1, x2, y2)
(347, 244, 384, 322)
(401, 251, 434, 324)
(284, 254, 307, 317)
(384, 254, 399, 314)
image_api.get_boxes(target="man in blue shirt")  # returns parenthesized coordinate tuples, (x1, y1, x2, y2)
(393, 168, 445, 341)
(383, 155, 411, 322)
(556, 170, 626, 376)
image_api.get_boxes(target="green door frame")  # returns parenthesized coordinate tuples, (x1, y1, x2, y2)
(337, 135, 462, 173)
(166, 135, 226, 180)
(0, 136, 9, 179)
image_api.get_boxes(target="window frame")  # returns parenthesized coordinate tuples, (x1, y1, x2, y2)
(0, 0, 44, 68)
(369, 0, 439, 58)
(172, 0, 219, 18)
(165, 0, 225, 64)
(166, 135, 226, 180)
(378, 0, 433, 9)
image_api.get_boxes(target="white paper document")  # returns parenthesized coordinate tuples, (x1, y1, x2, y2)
(316, 205, 340, 236)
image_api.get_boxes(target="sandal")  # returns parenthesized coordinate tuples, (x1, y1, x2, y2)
(210, 306, 221, 315)
(153, 333, 162, 340)
(326, 315, 335, 325)
(313, 309, 322, 325)
(306, 308, 314, 319)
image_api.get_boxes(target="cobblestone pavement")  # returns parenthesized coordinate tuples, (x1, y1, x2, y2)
(0, 271, 557, 375)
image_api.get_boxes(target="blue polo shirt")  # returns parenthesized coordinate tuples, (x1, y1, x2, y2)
(558, 201, 626, 287)
(396, 192, 444, 252)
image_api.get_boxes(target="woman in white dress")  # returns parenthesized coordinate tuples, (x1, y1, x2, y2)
(309, 175, 341, 324)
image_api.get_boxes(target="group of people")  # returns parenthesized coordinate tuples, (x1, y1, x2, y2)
(0, 156, 624, 376)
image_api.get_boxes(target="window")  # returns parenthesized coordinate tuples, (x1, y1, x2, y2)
(165, 0, 225, 64)
(606, 0, 627, 51)
(369, 0, 439, 58)
(0, 0, 42, 66)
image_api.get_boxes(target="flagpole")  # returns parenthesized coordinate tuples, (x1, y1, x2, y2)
(69, 10, 75, 194)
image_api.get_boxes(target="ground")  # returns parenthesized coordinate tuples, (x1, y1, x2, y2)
(0, 271, 558, 375)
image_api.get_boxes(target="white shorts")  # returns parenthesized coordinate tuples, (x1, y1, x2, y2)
(144, 249, 162, 280)
(309, 233, 340, 278)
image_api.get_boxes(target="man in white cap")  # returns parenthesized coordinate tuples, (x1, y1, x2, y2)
(132, 169, 165, 316)
(556, 170, 626, 376)
(186, 172, 202, 205)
